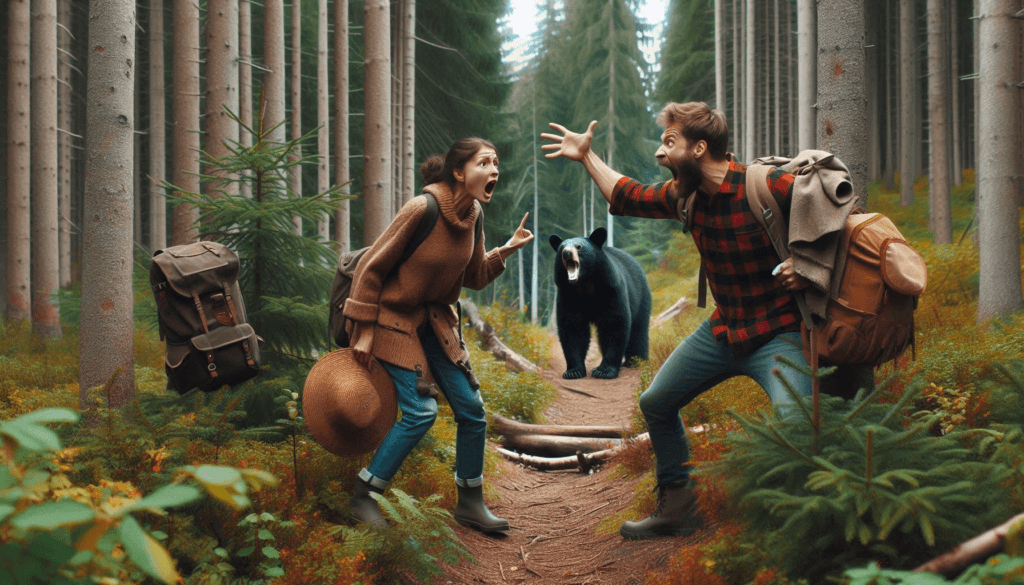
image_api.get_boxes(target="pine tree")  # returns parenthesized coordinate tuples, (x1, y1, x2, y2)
(164, 110, 348, 362)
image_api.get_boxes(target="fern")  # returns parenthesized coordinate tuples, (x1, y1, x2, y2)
(334, 488, 474, 584)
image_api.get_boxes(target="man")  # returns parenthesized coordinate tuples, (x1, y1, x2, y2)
(541, 102, 818, 540)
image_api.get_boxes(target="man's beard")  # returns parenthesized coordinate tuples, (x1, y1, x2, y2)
(667, 156, 704, 200)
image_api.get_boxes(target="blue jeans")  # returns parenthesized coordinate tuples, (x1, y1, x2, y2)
(362, 331, 487, 488)
(640, 319, 813, 485)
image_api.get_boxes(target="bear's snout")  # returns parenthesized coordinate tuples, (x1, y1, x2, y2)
(562, 247, 581, 283)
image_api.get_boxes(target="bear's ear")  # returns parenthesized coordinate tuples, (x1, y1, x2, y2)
(589, 227, 607, 249)
(549, 235, 563, 251)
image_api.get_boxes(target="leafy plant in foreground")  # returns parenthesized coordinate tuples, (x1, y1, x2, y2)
(0, 407, 277, 585)
(709, 371, 1018, 582)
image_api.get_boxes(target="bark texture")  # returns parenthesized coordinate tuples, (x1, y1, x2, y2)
(81, 0, 137, 407)
(6, 0, 32, 322)
(976, 0, 1024, 321)
(316, 0, 330, 241)
(927, 0, 952, 244)
(796, 0, 816, 150)
(171, 0, 199, 244)
(289, 0, 302, 235)
(816, 0, 869, 204)
(263, 0, 286, 143)
(58, 0, 72, 287)
(362, 0, 392, 244)
(333, 0, 350, 251)
(899, 0, 915, 206)
(149, 0, 166, 249)
(31, 0, 62, 338)
(205, 0, 240, 199)
(239, 0, 252, 199)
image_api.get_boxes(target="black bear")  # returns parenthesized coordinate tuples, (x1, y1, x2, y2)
(550, 227, 651, 379)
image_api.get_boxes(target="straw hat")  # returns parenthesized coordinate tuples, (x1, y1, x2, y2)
(303, 349, 397, 457)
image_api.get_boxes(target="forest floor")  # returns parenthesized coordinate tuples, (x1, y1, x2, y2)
(439, 337, 714, 585)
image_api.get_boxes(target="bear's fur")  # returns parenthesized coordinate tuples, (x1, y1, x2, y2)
(549, 228, 652, 379)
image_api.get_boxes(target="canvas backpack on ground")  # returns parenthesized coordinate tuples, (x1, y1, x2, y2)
(328, 193, 483, 348)
(743, 161, 928, 367)
(151, 242, 262, 394)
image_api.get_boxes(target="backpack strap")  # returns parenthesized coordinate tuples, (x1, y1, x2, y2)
(743, 164, 815, 328)
(675, 190, 709, 307)
(400, 192, 441, 264)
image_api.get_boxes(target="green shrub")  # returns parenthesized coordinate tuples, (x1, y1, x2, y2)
(709, 375, 1019, 583)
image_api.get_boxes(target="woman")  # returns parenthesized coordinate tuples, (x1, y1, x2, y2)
(343, 137, 533, 533)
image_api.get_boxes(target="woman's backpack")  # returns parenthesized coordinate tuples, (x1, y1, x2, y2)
(150, 242, 262, 394)
(328, 193, 483, 348)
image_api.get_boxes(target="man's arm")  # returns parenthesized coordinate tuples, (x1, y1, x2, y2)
(540, 121, 624, 204)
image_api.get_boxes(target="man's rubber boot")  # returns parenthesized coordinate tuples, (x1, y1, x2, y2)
(349, 477, 388, 529)
(619, 481, 703, 540)
(454, 485, 510, 533)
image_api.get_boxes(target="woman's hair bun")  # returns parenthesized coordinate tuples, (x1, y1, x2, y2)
(418, 155, 446, 184)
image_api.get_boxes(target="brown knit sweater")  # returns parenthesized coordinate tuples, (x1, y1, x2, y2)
(343, 181, 506, 376)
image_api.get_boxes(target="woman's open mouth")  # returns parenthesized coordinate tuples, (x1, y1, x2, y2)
(484, 180, 497, 195)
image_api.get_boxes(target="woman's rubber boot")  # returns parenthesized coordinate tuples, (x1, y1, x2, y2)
(349, 475, 388, 529)
(454, 484, 510, 534)
(619, 480, 702, 540)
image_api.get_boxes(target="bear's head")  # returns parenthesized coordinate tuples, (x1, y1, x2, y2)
(549, 227, 607, 284)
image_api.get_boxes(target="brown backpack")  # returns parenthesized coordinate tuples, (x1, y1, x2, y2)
(743, 164, 928, 367)
(150, 242, 262, 393)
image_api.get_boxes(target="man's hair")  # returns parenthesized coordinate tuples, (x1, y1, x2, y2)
(656, 102, 729, 160)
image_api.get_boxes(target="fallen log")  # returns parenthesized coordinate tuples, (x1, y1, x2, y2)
(913, 513, 1024, 577)
(496, 433, 651, 472)
(491, 413, 625, 439)
(461, 300, 542, 374)
(501, 433, 621, 458)
(651, 296, 692, 329)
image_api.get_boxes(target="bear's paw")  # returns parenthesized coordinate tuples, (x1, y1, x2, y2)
(591, 364, 620, 379)
(562, 368, 586, 380)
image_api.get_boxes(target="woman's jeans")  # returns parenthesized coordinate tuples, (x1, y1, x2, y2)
(361, 331, 487, 489)
(640, 319, 813, 486)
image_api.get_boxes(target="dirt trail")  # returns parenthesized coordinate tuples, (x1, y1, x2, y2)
(441, 338, 708, 584)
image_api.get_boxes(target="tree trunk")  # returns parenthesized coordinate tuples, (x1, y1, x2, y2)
(31, 0, 61, 338)
(491, 414, 625, 439)
(501, 434, 622, 459)
(774, 0, 781, 154)
(462, 300, 542, 374)
(927, 0, 952, 244)
(333, 0, 350, 251)
(401, 0, 415, 206)
(865, 0, 880, 181)
(496, 434, 650, 472)
(883, 0, 896, 190)
(263, 0, 286, 144)
(744, 0, 755, 162)
(817, 0, 869, 205)
(149, 0, 166, 249)
(238, 0, 252, 199)
(950, 0, 962, 188)
(605, 0, 615, 247)
(6, 0, 32, 322)
(976, 0, 1024, 321)
(391, 1, 402, 216)
(81, 0, 136, 407)
(732, 0, 741, 155)
(362, 0, 391, 244)
(1, 3, 9, 317)
(796, 0, 816, 150)
(899, 0, 915, 205)
(715, 0, 725, 112)
(316, 0, 330, 242)
(206, 0, 240, 200)
(289, 0, 302, 235)
(58, 0, 72, 287)
(531, 97, 539, 325)
(171, 0, 199, 244)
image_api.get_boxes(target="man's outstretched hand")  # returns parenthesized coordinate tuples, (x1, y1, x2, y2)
(540, 121, 598, 162)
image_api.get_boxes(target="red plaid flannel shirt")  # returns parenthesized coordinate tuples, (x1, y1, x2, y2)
(610, 158, 801, 357)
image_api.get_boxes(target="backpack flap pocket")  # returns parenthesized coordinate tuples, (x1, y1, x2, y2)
(165, 341, 205, 394)
(880, 239, 927, 296)
(187, 323, 261, 392)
